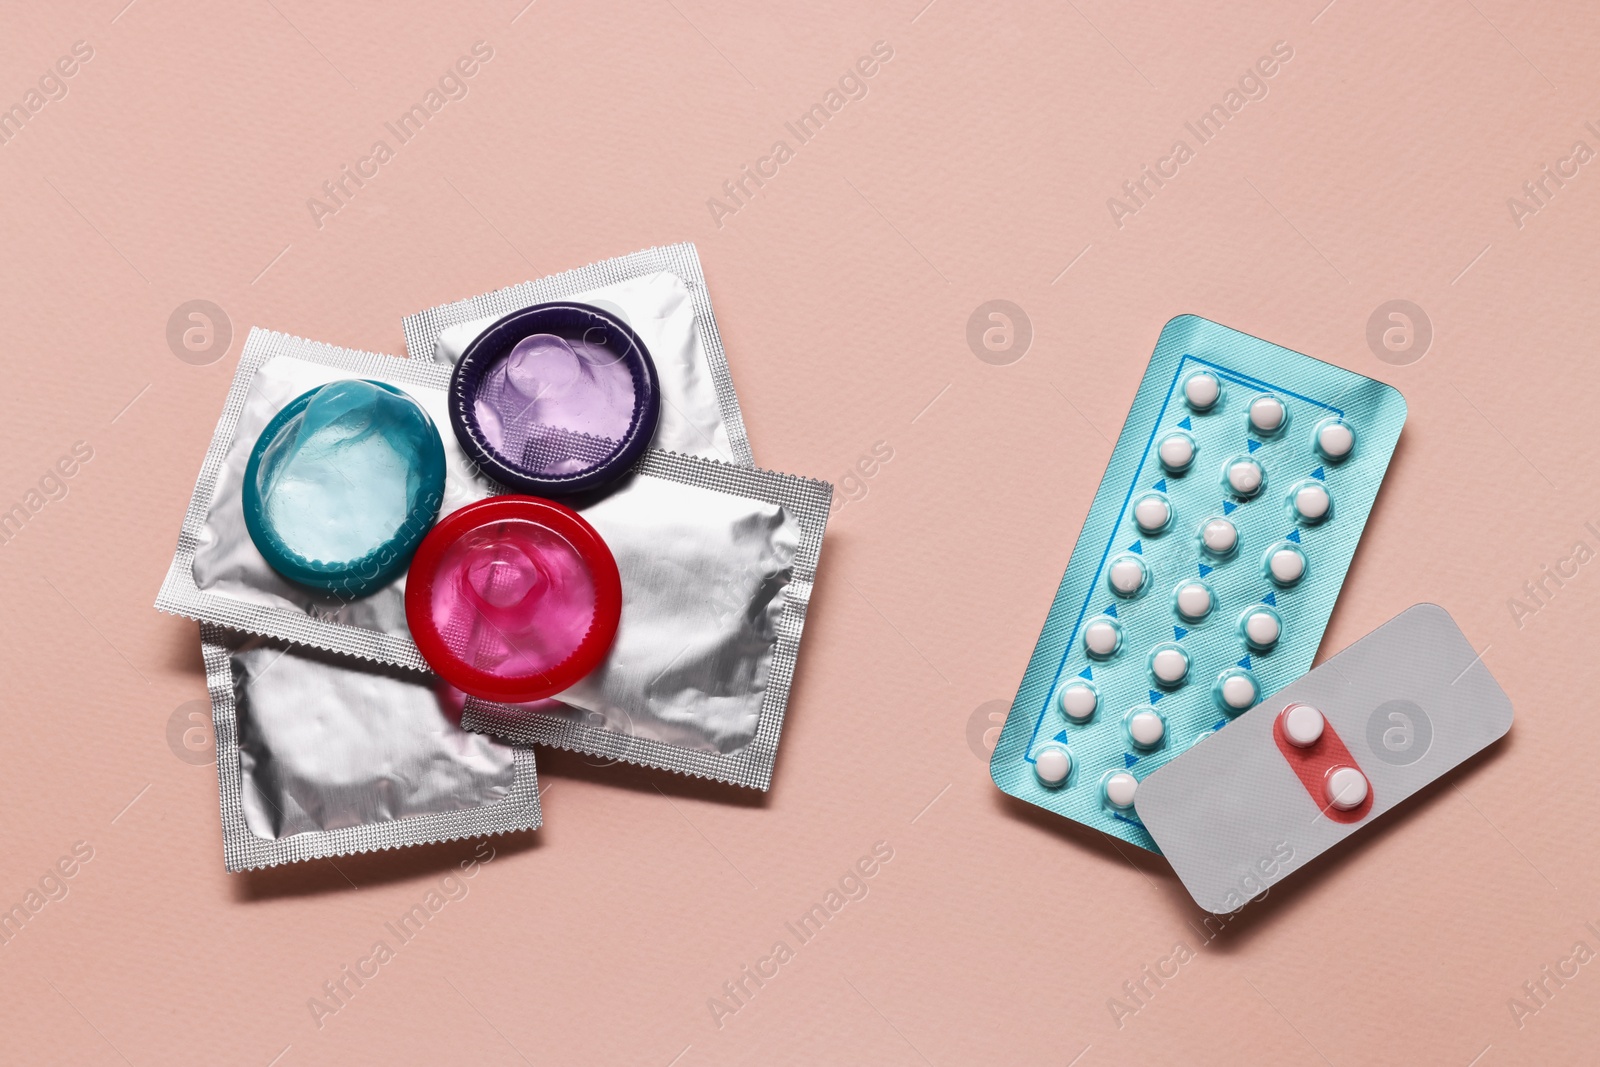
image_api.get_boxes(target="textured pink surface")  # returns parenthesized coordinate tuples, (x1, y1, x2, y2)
(3, 2, 1598, 1064)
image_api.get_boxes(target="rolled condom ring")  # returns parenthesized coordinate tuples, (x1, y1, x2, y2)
(243, 379, 446, 598)
(448, 302, 661, 495)
(404, 496, 621, 703)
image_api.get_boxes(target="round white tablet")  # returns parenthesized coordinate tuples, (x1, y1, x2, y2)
(1317, 420, 1355, 460)
(1293, 482, 1331, 522)
(1084, 617, 1121, 658)
(1133, 493, 1171, 534)
(1128, 709, 1165, 748)
(1226, 457, 1264, 497)
(1326, 766, 1369, 811)
(1202, 517, 1238, 555)
(1157, 432, 1195, 473)
(1184, 373, 1220, 411)
(1034, 745, 1072, 787)
(1249, 395, 1286, 434)
(1268, 545, 1306, 585)
(1104, 771, 1138, 809)
(1151, 646, 1189, 685)
(1221, 673, 1257, 710)
(1059, 682, 1097, 722)
(1243, 608, 1281, 649)
(1108, 555, 1147, 596)
(1175, 580, 1213, 621)
(1282, 703, 1325, 747)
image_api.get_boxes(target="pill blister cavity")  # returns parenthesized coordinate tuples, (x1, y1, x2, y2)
(1266, 542, 1307, 587)
(1290, 480, 1331, 524)
(1103, 770, 1139, 810)
(1157, 431, 1196, 474)
(1125, 707, 1166, 749)
(1132, 492, 1172, 534)
(1200, 517, 1238, 557)
(1083, 615, 1123, 659)
(1282, 703, 1325, 747)
(1315, 418, 1355, 462)
(1174, 579, 1214, 622)
(1058, 681, 1098, 723)
(1248, 395, 1287, 436)
(1241, 606, 1282, 650)
(1034, 745, 1072, 787)
(1215, 668, 1258, 712)
(1224, 456, 1265, 499)
(1183, 372, 1221, 412)
(1150, 644, 1190, 687)
(1325, 766, 1369, 811)
(1107, 554, 1149, 598)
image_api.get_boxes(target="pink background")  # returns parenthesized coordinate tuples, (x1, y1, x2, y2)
(3, 1, 1598, 1063)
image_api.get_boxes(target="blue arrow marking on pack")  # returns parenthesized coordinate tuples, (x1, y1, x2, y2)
(1311, 466, 1325, 480)
(1124, 753, 1140, 768)
(1053, 729, 1069, 743)
(1148, 690, 1163, 704)
(1223, 500, 1237, 515)
(1262, 592, 1277, 606)
(1174, 626, 1188, 641)
(1213, 720, 1227, 731)
(1154, 479, 1168, 492)
(1286, 529, 1301, 543)
(1178, 416, 1192, 430)
(1104, 603, 1118, 618)
(1079, 666, 1093, 680)
(1128, 540, 1142, 554)
(1247, 439, 1261, 453)
(1237, 655, 1252, 669)
(1198, 563, 1213, 577)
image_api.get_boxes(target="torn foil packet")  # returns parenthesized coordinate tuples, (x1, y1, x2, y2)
(401, 241, 752, 468)
(201, 623, 540, 871)
(159, 332, 832, 789)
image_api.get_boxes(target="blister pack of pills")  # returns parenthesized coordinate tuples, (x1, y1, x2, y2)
(989, 315, 1406, 851)
(1137, 604, 1513, 912)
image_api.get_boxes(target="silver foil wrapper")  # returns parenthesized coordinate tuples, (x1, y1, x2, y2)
(202, 623, 540, 871)
(400, 241, 752, 468)
(160, 333, 832, 788)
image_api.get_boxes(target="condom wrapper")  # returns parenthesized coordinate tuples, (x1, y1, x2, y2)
(243, 379, 445, 597)
(201, 624, 539, 871)
(449, 304, 660, 495)
(158, 331, 832, 789)
(406, 496, 622, 703)
(402, 242, 752, 468)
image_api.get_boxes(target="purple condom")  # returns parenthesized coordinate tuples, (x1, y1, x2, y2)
(448, 303, 661, 495)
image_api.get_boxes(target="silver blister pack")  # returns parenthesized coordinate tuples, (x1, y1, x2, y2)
(201, 623, 540, 871)
(400, 241, 752, 468)
(159, 332, 832, 788)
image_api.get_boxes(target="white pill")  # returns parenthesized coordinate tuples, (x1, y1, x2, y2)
(1202, 518, 1238, 555)
(1059, 683, 1097, 722)
(1158, 432, 1195, 472)
(1151, 647, 1189, 684)
(1326, 766, 1369, 811)
(1282, 703, 1325, 747)
(1084, 618, 1121, 657)
(1318, 421, 1355, 460)
(1227, 458, 1264, 496)
(1128, 710, 1165, 748)
(1184, 373, 1220, 410)
(1035, 746, 1072, 787)
(1249, 395, 1286, 434)
(1294, 483, 1330, 522)
(1133, 494, 1171, 533)
(1269, 546, 1306, 585)
(1221, 673, 1257, 710)
(1243, 609, 1281, 649)
(1108, 556, 1147, 596)
(1104, 771, 1139, 809)
(1175, 580, 1213, 620)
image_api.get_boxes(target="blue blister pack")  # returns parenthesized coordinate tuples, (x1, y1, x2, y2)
(989, 315, 1406, 852)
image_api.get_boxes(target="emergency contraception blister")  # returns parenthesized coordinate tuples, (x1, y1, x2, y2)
(1137, 604, 1513, 912)
(990, 315, 1406, 851)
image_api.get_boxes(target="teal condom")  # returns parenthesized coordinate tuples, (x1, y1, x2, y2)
(243, 379, 447, 598)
